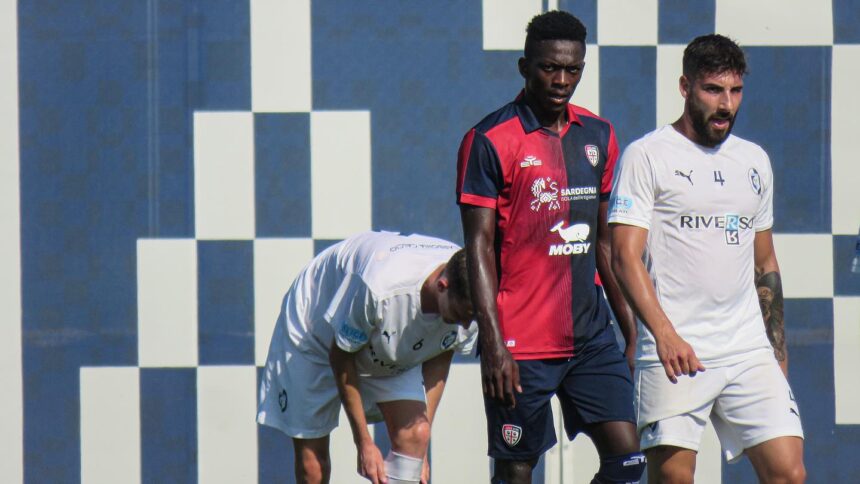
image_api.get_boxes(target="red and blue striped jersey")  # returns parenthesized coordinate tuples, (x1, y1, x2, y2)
(457, 93, 619, 359)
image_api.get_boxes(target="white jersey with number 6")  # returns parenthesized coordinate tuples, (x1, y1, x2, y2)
(608, 125, 773, 367)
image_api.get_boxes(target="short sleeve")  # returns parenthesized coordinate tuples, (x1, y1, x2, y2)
(456, 129, 503, 208)
(326, 274, 377, 353)
(753, 151, 774, 231)
(608, 142, 656, 229)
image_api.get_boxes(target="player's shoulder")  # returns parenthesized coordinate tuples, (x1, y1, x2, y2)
(570, 104, 614, 131)
(724, 134, 769, 158)
(356, 232, 459, 295)
(470, 100, 520, 136)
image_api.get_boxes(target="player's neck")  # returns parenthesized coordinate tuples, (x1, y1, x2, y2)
(524, 94, 568, 133)
(420, 264, 445, 313)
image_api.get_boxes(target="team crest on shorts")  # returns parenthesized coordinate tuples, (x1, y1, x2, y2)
(585, 145, 599, 166)
(278, 389, 288, 412)
(440, 330, 458, 350)
(502, 424, 522, 447)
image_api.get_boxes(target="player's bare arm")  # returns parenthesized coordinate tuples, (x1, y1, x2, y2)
(610, 223, 705, 382)
(460, 205, 522, 407)
(597, 200, 637, 372)
(329, 343, 387, 484)
(753, 229, 787, 375)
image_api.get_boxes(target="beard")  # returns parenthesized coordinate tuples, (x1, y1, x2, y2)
(689, 98, 738, 147)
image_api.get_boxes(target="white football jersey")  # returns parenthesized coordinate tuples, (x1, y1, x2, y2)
(609, 125, 773, 367)
(278, 231, 477, 377)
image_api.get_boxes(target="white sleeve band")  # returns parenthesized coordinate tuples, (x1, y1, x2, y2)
(384, 451, 423, 483)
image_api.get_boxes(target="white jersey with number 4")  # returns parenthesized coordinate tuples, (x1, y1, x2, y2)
(278, 231, 477, 377)
(608, 125, 774, 367)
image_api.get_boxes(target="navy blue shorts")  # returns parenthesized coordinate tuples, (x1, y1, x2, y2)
(484, 325, 635, 460)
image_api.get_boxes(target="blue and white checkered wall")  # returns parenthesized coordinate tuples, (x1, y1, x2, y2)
(2, 0, 859, 482)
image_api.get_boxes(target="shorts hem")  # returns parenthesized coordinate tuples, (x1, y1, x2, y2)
(640, 437, 700, 453)
(488, 440, 556, 462)
(726, 429, 805, 464)
(257, 415, 335, 440)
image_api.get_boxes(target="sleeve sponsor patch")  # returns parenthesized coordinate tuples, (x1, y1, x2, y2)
(337, 323, 368, 345)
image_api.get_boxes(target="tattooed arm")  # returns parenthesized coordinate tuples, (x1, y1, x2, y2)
(753, 229, 787, 375)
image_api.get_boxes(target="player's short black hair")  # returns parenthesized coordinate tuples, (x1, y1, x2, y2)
(683, 34, 747, 80)
(524, 10, 587, 57)
(444, 249, 471, 305)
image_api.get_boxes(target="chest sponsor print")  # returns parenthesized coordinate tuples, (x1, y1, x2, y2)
(530, 177, 560, 212)
(549, 221, 591, 256)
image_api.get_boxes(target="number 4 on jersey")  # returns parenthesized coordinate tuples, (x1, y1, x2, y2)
(713, 170, 725, 186)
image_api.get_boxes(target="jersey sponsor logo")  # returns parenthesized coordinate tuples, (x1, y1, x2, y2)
(679, 214, 753, 245)
(584, 144, 600, 166)
(749, 168, 762, 195)
(502, 424, 522, 447)
(609, 195, 633, 217)
(368, 342, 408, 374)
(519, 154, 542, 168)
(440, 331, 458, 350)
(338, 324, 369, 345)
(548, 221, 591, 256)
(725, 214, 740, 245)
(679, 214, 754, 230)
(560, 185, 597, 202)
(674, 169, 694, 185)
(530, 177, 560, 212)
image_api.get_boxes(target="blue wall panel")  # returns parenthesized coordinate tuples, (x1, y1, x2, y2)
(141, 369, 198, 483)
(599, 47, 657, 149)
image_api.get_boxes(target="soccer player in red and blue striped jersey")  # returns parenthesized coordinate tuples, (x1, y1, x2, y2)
(457, 10, 644, 484)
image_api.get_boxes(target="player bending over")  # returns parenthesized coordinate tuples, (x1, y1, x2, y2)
(257, 231, 477, 484)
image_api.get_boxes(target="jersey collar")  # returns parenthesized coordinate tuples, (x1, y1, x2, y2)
(514, 90, 583, 133)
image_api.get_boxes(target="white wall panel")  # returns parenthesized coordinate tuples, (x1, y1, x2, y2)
(0, 0, 22, 480)
(656, 45, 686, 128)
(80, 368, 141, 484)
(831, 45, 860, 235)
(834, 297, 860, 424)
(197, 366, 258, 484)
(137, 239, 198, 367)
(482, 0, 542, 51)
(716, 0, 833, 45)
(773, 234, 834, 298)
(253, 238, 314, 365)
(194, 112, 255, 240)
(598, 0, 658, 46)
(310, 111, 372, 239)
(251, 0, 312, 112)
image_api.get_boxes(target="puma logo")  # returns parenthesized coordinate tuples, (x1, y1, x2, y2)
(674, 169, 693, 185)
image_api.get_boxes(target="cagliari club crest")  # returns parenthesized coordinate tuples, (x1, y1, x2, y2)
(584, 144, 599, 166)
(502, 424, 522, 447)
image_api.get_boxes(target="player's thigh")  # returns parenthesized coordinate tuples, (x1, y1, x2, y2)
(745, 436, 805, 483)
(712, 352, 804, 463)
(557, 332, 636, 453)
(292, 435, 332, 482)
(484, 359, 566, 461)
(257, 336, 340, 439)
(634, 363, 724, 446)
(359, 365, 426, 424)
(645, 445, 697, 484)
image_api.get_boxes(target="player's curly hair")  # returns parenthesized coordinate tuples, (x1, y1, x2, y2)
(683, 34, 747, 80)
(444, 249, 471, 305)
(524, 10, 587, 57)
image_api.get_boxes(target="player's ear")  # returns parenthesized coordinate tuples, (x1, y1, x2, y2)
(679, 75, 690, 99)
(436, 277, 450, 292)
(518, 57, 528, 79)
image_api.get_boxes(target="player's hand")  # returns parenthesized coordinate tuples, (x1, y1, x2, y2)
(357, 439, 387, 484)
(655, 328, 705, 383)
(420, 455, 430, 484)
(480, 341, 522, 407)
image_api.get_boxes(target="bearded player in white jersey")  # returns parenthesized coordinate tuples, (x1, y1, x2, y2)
(257, 231, 478, 484)
(609, 35, 805, 483)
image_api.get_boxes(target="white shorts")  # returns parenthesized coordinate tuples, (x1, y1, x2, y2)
(635, 349, 803, 463)
(256, 324, 426, 439)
